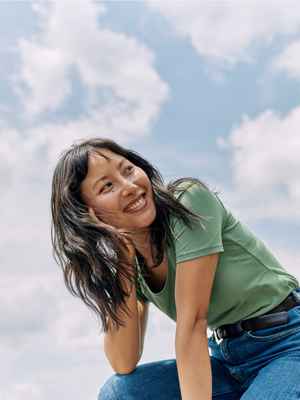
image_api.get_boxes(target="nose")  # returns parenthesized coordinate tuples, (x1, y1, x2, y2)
(121, 179, 140, 198)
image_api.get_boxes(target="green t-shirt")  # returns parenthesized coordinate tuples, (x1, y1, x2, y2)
(135, 181, 299, 330)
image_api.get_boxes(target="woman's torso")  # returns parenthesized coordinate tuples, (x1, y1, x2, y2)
(143, 252, 168, 293)
(135, 182, 299, 329)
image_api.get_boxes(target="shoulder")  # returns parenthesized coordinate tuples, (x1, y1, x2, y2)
(169, 178, 221, 209)
(168, 177, 210, 198)
(168, 178, 226, 237)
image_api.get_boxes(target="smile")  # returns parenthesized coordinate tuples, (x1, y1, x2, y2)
(124, 194, 147, 213)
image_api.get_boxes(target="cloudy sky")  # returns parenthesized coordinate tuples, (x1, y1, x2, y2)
(1, 1, 300, 399)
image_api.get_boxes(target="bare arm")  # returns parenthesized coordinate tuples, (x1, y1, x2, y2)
(137, 298, 149, 357)
(103, 276, 149, 375)
(175, 253, 219, 400)
(88, 209, 149, 374)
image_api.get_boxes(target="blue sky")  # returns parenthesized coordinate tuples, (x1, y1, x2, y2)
(1, 1, 300, 399)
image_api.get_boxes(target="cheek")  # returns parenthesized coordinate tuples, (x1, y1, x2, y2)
(137, 170, 151, 186)
(93, 196, 122, 221)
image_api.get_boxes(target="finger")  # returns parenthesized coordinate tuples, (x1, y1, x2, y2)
(117, 230, 135, 252)
(118, 228, 132, 236)
(88, 207, 100, 224)
(118, 231, 133, 245)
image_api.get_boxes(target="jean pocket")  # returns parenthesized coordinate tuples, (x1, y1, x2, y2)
(245, 309, 300, 342)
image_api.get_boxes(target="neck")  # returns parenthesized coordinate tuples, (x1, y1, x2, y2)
(130, 230, 156, 266)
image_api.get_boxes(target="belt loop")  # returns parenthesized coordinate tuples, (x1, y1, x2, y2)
(292, 289, 300, 303)
(213, 329, 223, 345)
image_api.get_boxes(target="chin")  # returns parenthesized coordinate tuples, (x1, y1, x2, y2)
(130, 210, 156, 230)
(137, 215, 156, 229)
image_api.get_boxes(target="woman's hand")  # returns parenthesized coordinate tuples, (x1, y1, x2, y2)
(117, 229, 136, 265)
(88, 207, 136, 267)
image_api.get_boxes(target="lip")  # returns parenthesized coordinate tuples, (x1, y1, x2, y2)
(124, 193, 147, 213)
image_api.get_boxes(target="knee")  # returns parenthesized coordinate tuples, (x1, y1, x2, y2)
(97, 370, 136, 400)
(97, 375, 116, 400)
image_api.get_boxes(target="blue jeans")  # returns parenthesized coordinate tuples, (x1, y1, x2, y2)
(98, 288, 300, 399)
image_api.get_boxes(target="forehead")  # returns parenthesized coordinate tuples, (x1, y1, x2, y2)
(88, 148, 125, 171)
(80, 148, 127, 196)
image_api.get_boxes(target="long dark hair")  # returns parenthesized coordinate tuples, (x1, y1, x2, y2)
(51, 138, 213, 332)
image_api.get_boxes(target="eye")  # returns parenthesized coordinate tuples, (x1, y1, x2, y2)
(98, 165, 134, 194)
(125, 165, 134, 173)
(99, 182, 113, 194)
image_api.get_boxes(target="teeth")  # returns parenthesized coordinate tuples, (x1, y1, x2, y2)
(126, 196, 145, 212)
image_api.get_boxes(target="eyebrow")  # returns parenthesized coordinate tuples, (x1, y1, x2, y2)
(92, 158, 126, 191)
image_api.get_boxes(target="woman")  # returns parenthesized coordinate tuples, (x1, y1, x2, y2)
(51, 137, 300, 400)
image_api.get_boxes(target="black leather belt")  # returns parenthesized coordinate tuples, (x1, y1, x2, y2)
(213, 288, 300, 341)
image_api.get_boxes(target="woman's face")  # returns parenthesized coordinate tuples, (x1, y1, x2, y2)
(80, 149, 157, 232)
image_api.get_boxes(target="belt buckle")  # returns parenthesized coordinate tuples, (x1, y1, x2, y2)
(213, 320, 247, 344)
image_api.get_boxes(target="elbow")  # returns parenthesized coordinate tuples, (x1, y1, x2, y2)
(112, 352, 141, 375)
(194, 317, 208, 332)
(176, 313, 208, 333)
(175, 317, 208, 353)
(104, 340, 140, 376)
(175, 316, 208, 344)
(113, 363, 138, 375)
(106, 351, 140, 375)
(111, 348, 143, 375)
(114, 351, 143, 375)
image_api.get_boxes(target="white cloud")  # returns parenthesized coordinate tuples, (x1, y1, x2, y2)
(0, 271, 107, 399)
(146, 0, 300, 65)
(271, 247, 300, 281)
(0, 127, 22, 186)
(2, 384, 43, 400)
(273, 40, 300, 79)
(15, 0, 168, 147)
(17, 40, 71, 115)
(0, 279, 58, 347)
(4, 0, 169, 179)
(217, 106, 300, 220)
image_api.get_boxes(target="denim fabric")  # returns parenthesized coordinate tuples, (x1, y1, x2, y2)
(98, 288, 300, 399)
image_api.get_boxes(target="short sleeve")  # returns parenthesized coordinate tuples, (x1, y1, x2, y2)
(172, 183, 225, 263)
